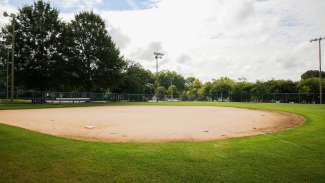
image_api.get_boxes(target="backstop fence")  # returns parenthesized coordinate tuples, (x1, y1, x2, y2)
(0, 90, 324, 104)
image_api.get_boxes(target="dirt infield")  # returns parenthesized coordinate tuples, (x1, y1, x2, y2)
(0, 106, 304, 142)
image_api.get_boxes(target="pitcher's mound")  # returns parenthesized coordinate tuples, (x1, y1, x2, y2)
(0, 106, 304, 142)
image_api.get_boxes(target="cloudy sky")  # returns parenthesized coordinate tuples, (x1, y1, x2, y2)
(1, 0, 325, 82)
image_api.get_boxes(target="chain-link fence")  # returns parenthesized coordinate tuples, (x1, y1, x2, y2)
(0, 90, 156, 103)
(0, 89, 324, 104)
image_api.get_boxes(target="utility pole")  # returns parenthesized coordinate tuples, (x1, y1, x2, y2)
(170, 79, 173, 100)
(3, 12, 16, 102)
(310, 37, 325, 104)
(11, 16, 15, 102)
(153, 52, 164, 102)
(6, 47, 10, 99)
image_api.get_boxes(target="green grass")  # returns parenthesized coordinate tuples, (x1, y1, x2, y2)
(1, 102, 325, 183)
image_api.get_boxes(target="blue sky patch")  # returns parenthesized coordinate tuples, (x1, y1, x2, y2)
(8, 0, 155, 13)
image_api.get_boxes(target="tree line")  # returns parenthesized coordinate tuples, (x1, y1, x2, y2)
(0, 1, 125, 92)
(0, 1, 324, 102)
(139, 71, 325, 101)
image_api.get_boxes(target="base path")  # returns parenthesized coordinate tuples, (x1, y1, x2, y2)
(0, 106, 304, 142)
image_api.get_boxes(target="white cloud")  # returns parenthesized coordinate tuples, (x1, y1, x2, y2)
(108, 26, 131, 49)
(131, 42, 164, 61)
(101, 0, 325, 81)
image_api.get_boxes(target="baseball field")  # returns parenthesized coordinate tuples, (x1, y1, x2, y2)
(0, 102, 324, 183)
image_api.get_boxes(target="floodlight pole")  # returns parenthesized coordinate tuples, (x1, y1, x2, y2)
(6, 49, 10, 99)
(11, 16, 15, 102)
(3, 12, 16, 102)
(153, 52, 164, 102)
(311, 37, 325, 104)
(170, 79, 173, 100)
(155, 55, 158, 74)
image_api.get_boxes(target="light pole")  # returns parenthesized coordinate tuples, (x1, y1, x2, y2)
(3, 12, 16, 102)
(310, 37, 325, 104)
(153, 52, 164, 102)
(170, 79, 173, 100)
(5, 45, 11, 99)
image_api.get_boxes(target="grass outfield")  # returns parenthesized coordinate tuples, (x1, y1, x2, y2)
(0, 102, 325, 183)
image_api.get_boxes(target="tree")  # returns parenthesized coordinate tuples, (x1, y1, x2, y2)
(264, 80, 297, 93)
(198, 81, 212, 100)
(167, 85, 177, 98)
(301, 70, 325, 80)
(157, 71, 185, 94)
(250, 81, 269, 101)
(298, 78, 325, 94)
(297, 78, 325, 103)
(210, 77, 234, 101)
(0, 42, 7, 92)
(119, 62, 154, 94)
(181, 78, 202, 100)
(156, 86, 166, 100)
(231, 81, 254, 102)
(1, 1, 66, 90)
(69, 11, 126, 91)
(298, 85, 310, 94)
(184, 77, 196, 89)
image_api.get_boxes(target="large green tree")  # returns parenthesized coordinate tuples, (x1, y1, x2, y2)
(119, 62, 154, 94)
(1, 1, 66, 90)
(265, 80, 298, 93)
(209, 77, 234, 100)
(69, 11, 126, 91)
(231, 81, 254, 102)
(301, 70, 325, 80)
(198, 81, 212, 100)
(181, 77, 202, 100)
(157, 71, 185, 93)
(298, 78, 325, 94)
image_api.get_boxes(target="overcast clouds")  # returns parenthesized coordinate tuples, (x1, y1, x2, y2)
(1, 0, 325, 81)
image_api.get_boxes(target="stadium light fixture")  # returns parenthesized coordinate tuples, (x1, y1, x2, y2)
(154, 52, 164, 74)
(310, 37, 325, 104)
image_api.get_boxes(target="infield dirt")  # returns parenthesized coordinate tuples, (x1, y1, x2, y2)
(0, 106, 304, 142)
